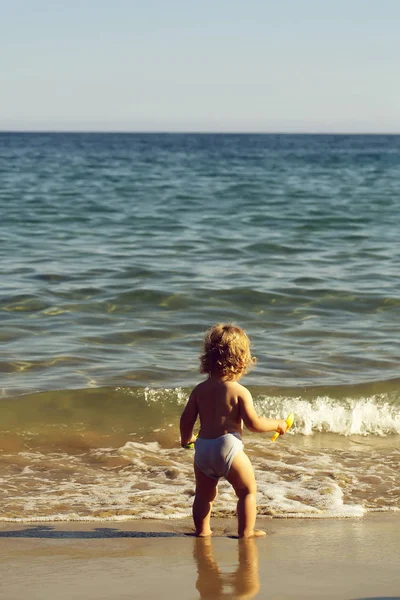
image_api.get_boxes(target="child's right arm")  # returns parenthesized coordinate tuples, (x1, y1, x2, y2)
(239, 387, 287, 435)
(180, 390, 199, 448)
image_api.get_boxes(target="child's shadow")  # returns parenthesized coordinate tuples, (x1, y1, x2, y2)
(193, 536, 260, 599)
(0, 526, 181, 539)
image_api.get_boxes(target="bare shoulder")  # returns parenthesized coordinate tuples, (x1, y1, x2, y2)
(227, 380, 252, 400)
(193, 379, 208, 394)
(190, 379, 210, 399)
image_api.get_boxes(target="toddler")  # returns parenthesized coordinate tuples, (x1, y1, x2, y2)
(180, 323, 288, 538)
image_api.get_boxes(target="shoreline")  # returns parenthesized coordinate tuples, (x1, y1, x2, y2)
(1, 514, 400, 599)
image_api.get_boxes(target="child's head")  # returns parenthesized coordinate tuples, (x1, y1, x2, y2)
(200, 323, 256, 380)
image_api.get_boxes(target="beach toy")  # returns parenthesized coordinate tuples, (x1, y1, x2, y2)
(270, 412, 294, 442)
(184, 434, 198, 449)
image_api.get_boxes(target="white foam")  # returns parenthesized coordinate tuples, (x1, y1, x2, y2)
(0, 432, 396, 523)
(143, 387, 188, 405)
(254, 453, 365, 518)
(257, 394, 400, 436)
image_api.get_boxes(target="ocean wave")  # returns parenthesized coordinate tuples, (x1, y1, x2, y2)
(257, 393, 400, 437)
(1, 378, 399, 439)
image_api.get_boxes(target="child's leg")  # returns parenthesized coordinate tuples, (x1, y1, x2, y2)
(193, 463, 218, 537)
(226, 450, 266, 538)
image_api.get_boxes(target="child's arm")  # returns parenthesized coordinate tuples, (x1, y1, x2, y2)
(239, 387, 288, 435)
(180, 390, 198, 447)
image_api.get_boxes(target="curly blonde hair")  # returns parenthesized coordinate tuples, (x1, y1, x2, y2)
(200, 323, 256, 380)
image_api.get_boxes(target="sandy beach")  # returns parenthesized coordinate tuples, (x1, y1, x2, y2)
(1, 514, 399, 599)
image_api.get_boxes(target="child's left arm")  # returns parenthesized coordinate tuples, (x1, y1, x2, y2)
(180, 390, 198, 447)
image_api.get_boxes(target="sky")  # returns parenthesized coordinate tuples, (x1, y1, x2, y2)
(1, 0, 400, 133)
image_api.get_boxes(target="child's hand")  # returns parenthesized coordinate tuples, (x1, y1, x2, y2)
(275, 420, 288, 435)
(181, 434, 197, 448)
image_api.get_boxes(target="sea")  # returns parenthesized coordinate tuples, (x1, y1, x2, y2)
(0, 132, 399, 523)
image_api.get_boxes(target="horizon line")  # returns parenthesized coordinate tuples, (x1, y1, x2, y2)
(1, 129, 400, 136)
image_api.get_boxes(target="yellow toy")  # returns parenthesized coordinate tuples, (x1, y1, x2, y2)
(271, 412, 294, 442)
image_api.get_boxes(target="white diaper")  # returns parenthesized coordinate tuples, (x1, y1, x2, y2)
(194, 433, 243, 480)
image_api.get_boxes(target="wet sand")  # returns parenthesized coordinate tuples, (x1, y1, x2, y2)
(0, 514, 399, 599)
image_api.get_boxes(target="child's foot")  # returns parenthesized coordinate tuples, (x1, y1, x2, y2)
(239, 529, 266, 539)
(196, 529, 213, 537)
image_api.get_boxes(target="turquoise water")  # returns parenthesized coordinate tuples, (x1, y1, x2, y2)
(1, 133, 399, 392)
(0, 133, 399, 521)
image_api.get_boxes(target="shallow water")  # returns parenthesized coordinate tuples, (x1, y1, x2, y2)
(0, 383, 399, 521)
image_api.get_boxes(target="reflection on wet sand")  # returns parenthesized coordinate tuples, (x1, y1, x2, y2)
(193, 537, 260, 599)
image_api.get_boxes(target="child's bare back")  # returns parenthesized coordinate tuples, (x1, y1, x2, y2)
(191, 377, 245, 439)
